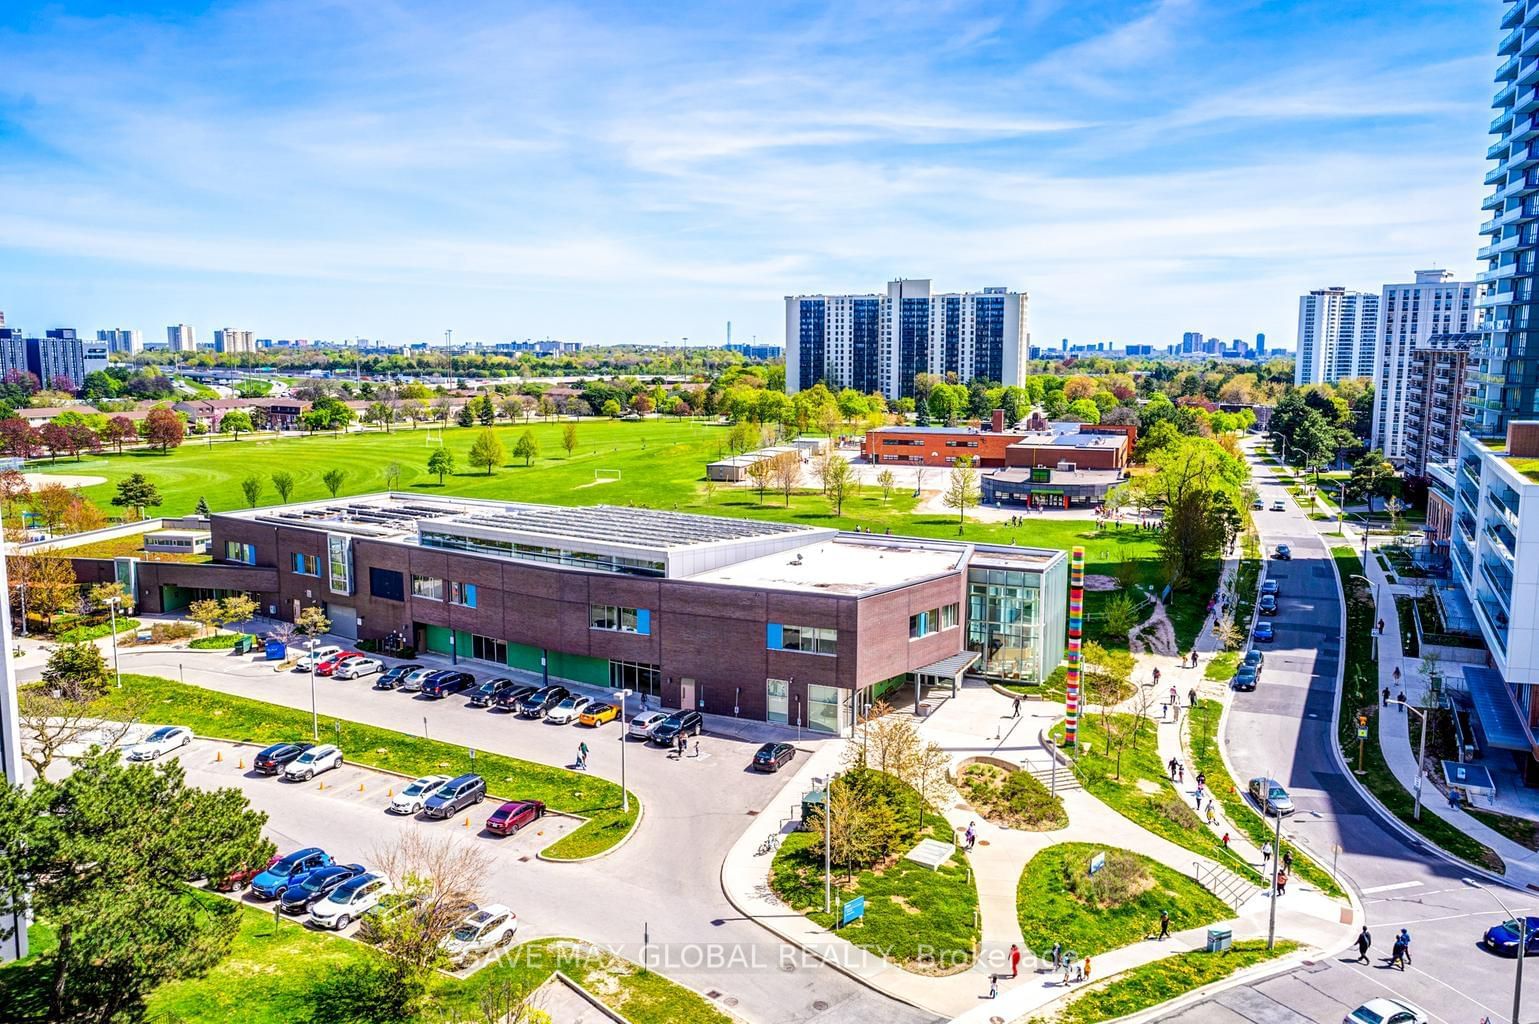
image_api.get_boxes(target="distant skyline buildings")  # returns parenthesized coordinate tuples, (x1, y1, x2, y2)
(167, 323, 197, 352)
(213, 328, 255, 354)
(97, 327, 142, 354)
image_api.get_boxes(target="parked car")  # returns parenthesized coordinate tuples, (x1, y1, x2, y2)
(1260, 580, 1280, 597)
(375, 664, 423, 690)
(397, 667, 438, 693)
(422, 773, 487, 819)
(1251, 497, 1264, 510)
(485, 799, 546, 836)
(1253, 620, 1275, 643)
(469, 678, 519, 708)
(578, 702, 619, 727)
(212, 853, 281, 893)
(1243, 648, 1265, 675)
(544, 695, 592, 725)
(278, 863, 365, 915)
(628, 710, 668, 739)
(309, 872, 392, 931)
(249, 847, 333, 899)
(1231, 665, 1258, 692)
(492, 683, 539, 712)
(1248, 776, 1295, 816)
(1343, 998, 1428, 1024)
(390, 774, 451, 815)
(1269, 499, 1286, 512)
(1273, 544, 1292, 561)
(335, 656, 383, 680)
(649, 710, 704, 745)
(752, 742, 795, 772)
(441, 904, 519, 966)
(294, 644, 342, 671)
(253, 741, 314, 775)
(1258, 594, 1279, 615)
(1483, 915, 1539, 956)
(126, 725, 193, 761)
(421, 671, 476, 699)
(284, 743, 344, 781)
(515, 685, 570, 718)
(314, 651, 363, 677)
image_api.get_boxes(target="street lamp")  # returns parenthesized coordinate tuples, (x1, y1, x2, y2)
(613, 688, 632, 814)
(1463, 877, 1527, 1024)
(1398, 695, 1432, 821)
(814, 773, 838, 914)
(106, 596, 122, 689)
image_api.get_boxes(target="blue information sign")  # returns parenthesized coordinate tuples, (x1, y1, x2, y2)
(839, 896, 866, 927)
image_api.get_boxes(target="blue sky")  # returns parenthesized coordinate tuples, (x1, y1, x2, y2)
(0, 0, 1500, 350)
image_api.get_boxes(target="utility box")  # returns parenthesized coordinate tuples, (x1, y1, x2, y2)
(1206, 928, 1232, 953)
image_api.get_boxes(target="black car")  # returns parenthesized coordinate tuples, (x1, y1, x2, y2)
(422, 773, 487, 818)
(375, 664, 423, 691)
(650, 710, 704, 745)
(515, 685, 569, 718)
(493, 684, 539, 712)
(752, 742, 795, 772)
(253, 742, 314, 775)
(277, 863, 365, 914)
(469, 678, 518, 708)
(421, 671, 476, 699)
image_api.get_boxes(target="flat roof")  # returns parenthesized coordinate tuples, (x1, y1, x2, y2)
(685, 535, 966, 595)
(435, 504, 810, 551)
(988, 467, 1124, 484)
(867, 425, 1010, 436)
(968, 544, 1064, 570)
(1008, 431, 1126, 450)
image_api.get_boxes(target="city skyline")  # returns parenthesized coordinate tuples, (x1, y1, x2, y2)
(0, 0, 1494, 350)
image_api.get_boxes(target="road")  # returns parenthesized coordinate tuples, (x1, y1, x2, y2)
(1165, 451, 1532, 1024)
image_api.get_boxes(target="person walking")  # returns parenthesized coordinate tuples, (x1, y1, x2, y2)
(1157, 910, 1170, 941)
(1153, 666, 1162, 686)
(1177, 763, 1185, 784)
(964, 821, 977, 850)
(1012, 696, 1022, 718)
(1189, 687, 1197, 707)
(1398, 928, 1411, 965)
(1356, 926, 1372, 964)
(1377, 618, 1385, 635)
(1275, 871, 1288, 896)
(987, 974, 997, 999)
(1169, 685, 1178, 708)
(1221, 832, 1230, 848)
(1390, 935, 1407, 971)
(577, 741, 590, 770)
(1382, 687, 1390, 707)
(1206, 803, 1217, 825)
(1168, 757, 1178, 779)
(1050, 941, 1062, 969)
(1282, 850, 1293, 874)
(676, 733, 687, 759)
(1009, 943, 1022, 978)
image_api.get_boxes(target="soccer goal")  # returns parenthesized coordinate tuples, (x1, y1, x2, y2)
(595, 468, 623, 482)
(424, 427, 443, 447)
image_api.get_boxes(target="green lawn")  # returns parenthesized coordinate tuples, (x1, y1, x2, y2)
(93, 674, 637, 860)
(1230, 529, 1261, 649)
(1203, 652, 1239, 681)
(1015, 843, 1231, 958)
(1043, 939, 1300, 1024)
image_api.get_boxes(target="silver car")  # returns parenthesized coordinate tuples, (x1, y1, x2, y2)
(1248, 776, 1295, 816)
(397, 667, 437, 693)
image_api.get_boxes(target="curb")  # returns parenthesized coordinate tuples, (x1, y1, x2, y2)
(537, 797, 645, 863)
(1088, 939, 1331, 1024)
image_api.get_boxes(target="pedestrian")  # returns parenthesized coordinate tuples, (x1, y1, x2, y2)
(577, 741, 590, 770)
(1160, 701, 1168, 721)
(1158, 910, 1170, 940)
(1392, 666, 1402, 682)
(1206, 803, 1217, 825)
(964, 821, 977, 850)
(1382, 687, 1390, 707)
(1083, 957, 1091, 983)
(1168, 757, 1178, 779)
(1398, 928, 1411, 965)
(1169, 685, 1178, 708)
(1189, 687, 1197, 707)
(1282, 851, 1293, 874)
(1275, 872, 1288, 896)
(1390, 936, 1407, 971)
(676, 733, 687, 759)
(988, 974, 997, 999)
(1012, 696, 1022, 718)
(1177, 763, 1185, 784)
(693, 738, 701, 758)
(1050, 941, 1062, 969)
(1262, 845, 1271, 866)
(1009, 943, 1021, 978)
(1196, 771, 1206, 789)
(1377, 618, 1385, 635)
(1221, 832, 1230, 848)
(1397, 690, 1406, 710)
(1153, 666, 1162, 686)
(1356, 926, 1372, 964)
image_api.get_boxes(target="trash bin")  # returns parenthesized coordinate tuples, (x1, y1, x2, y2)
(264, 639, 286, 661)
(1206, 928, 1232, 953)
(234, 635, 254, 655)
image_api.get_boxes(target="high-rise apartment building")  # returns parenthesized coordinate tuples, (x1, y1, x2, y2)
(0, 329, 25, 379)
(784, 279, 1028, 399)
(214, 328, 255, 354)
(1294, 287, 1380, 386)
(1256, 332, 1266, 355)
(1402, 332, 1480, 478)
(97, 328, 142, 354)
(32, 329, 88, 390)
(167, 323, 197, 351)
(1371, 271, 1483, 463)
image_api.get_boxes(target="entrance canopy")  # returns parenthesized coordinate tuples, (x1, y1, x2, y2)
(1463, 665, 1535, 753)
(913, 651, 980, 681)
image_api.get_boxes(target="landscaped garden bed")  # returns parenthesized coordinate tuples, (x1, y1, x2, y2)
(957, 760, 1068, 831)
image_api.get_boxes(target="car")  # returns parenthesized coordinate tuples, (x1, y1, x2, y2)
(752, 742, 795, 772)
(278, 863, 365, 915)
(1343, 997, 1429, 1024)
(485, 800, 546, 836)
(1260, 580, 1279, 597)
(212, 853, 281, 893)
(1273, 544, 1292, 561)
(1253, 620, 1275, 643)
(1230, 665, 1258, 692)
(249, 847, 333, 899)
(1248, 776, 1294, 816)
(314, 651, 363, 677)
(649, 710, 704, 745)
(422, 773, 486, 819)
(374, 664, 423, 690)
(421, 670, 476, 699)
(1250, 497, 1264, 510)
(468, 677, 519, 708)
(1269, 499, 1286, 512)
(253, 741, 314, 775)
(1483, 915, 1539, 956)
(309, 872, 392, 931)
(1258, 594, 1279, 615)
(389, 774, 451, 815)
(578, 702, 619, 727)
(492, 684, 540, 711)
(397, 667, 438, 693)
(628, 710, 669, 739)
(334, 656, 384, 680)
(515, 685, 570, 718)
(441, 904, 519, 966)
(1243, 648, 1265, 674)
(544, 695, 593, 725)
(294, 644, 342, 671)
(284, 743, 344, 781)
(126, 725, 193, 761)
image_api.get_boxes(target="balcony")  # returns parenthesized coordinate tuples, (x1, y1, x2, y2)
(1517, 84, 1539, 116)
(1486, 518, 1518, 565)
(1523, 55, 1539, 86)
(1490, 481, 1522, 527)
(1506, 0, 1526, 31)
(1491, 136, 1516, 161)
(1480, 263, 1520, 284)
(1477, 592, 1512, 655)
(1502, 54, 1522, 82)
(1504, 25, 1525, 57)
(1458, 510, 1479, 544)
(1483, 555, 1516, 604)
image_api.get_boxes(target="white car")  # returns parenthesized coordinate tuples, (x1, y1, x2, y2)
(628, 711, 669, 739)
(397, 667, 438, 693)
(308, 872, 391, 930)
(1269, 499, 1286, 512)
(293, 644, 341, 671)
(126, 725, 193, 761)
(284, 743, 344, 781)
(1343, 998, 1428, 1024)
(389, 774, 450, 815)
(544, 695, 592, 725)
(334, 657, 383, 680)
(441, 904, 519, 966)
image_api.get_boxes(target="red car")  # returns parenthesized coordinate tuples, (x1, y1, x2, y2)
(213, 852, 281, 892)
(485, 800, 546, 836)
(314, 652, 363, 677)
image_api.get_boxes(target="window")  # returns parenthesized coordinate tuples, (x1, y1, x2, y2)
(768, 623, 838, 656)
(589, 604, 651, 634)
(225, 541, 256, 565)
(291, 553, 321, 576)
(369, 567, 404, 602)
(469, 633, 505, 663)
(411, 575, 443, 601)
(765, 678, 790, 724)
(909, 603, 961, 639)
(327, 534, 352, 595)
(449, 581, 478, 608)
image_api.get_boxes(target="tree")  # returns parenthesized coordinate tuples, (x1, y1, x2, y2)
(476, 395, 497, 426)
(769, 450, 802, 507)
(60, 497, 106, 535)
(271, 470, 295, 503)
(456, 403, 476, 428)
(30, 482, 77, 531)
(0, 750, 272, 1023)
(1065, 398, 1102, 424)
(295, 605, 331, 649)
(726, 420, 758, 455)
(427, 446, 455, 484)
(538, 395, 557, 420)
(469, 429, 506, 475)
(321, 467, 346, 497)
(511, 429, 537, 467)
(194, 495, 211, 516)
(1348, 448, 1396, 513)
(0, 467, 29, 519)
(562, 422, 578, 458)
(142, 407, 185, 453)
(9, 553, 77, 627)
(17, 683, 140, 778)
(0, 418, 41, 458)
(240, 474, 263, 508)
(942, 456, 980, 526)
(384, 461, 402, 491)
(745, 456, 773, 503)
(219, 410, 254, 439)
(876, 468, 896, 503)
(1139, 436, 1247, 588)
(187, 597, 229, 636)
(857, 714, 921, 775)
(41, 641, 112, 701)
(110, 473, 162, 519)
(1292, 408, 1336, 481)
(220, 594, 257, 631)
(824, 454, 855, 516)
(601, 398, 622, 418)
(1384, 494, 1407, 536)
(38, 422, 71, 462)
(909, 741, 953, 828)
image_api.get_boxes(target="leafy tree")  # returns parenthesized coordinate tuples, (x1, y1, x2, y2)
(824, 454, 856, 516)
(384, 461, 402, 490)
(427, 446, 455, 484)
(321, 467, 347, 497)
(1065, 397, 1102, 424)
(876, 468, 896, 503)
(219, 410, 253, 438)
(111, 472, 162, 518)
(769, 450, 802, 507)
(562, 422, 578, 457)
(476, 394, 497, 426)
(513, 429, 538, 467)
(601, 398, 622, 418)
(1348, 448, 1397, 512)
(41, 641, 111, 701)
(726, 420, 758, 454)
(30, 481, 77, 530)
(187, 597, 229, 636)
(942, 456, 980, 526)
(455, 403, 476, 428)
(745, 456, 773, 503)
(469, 429, 506, 475)
(271, 470, 295, 503)
(240, 474, 263, 508)
(538, 395, 557, 420)
(1291, 408, 1335, 480)
(220, 594, 258, 631)
(100, 415, 136, 453)
(87, 580, 131, 614)
(1136, 435, 1246, 588)
(8, 552, 77, 627)
(142, 407, 185, 452)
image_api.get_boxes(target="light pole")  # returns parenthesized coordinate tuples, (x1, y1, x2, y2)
(107, 596, 122, 689)
(1464, 877, 1526, 1024)
(815, 773, 837, 914)
(613, 688, 632, 814)
(1398, 695, 1432, 821)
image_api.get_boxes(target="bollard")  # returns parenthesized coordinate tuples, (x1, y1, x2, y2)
(387, 787, 393, 798)
(216, 750, 223, 763)
(318, 782, 325, 791)
(464, 815, 471, 828)
(237, 758, 244, 769)
(358, 782, 365, 792)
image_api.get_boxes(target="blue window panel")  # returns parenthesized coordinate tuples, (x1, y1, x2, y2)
(766, 623, 784, 650)
(464, 584, 478, 609)
(292, 553, 304, 573)
(636, 608, 651, 635)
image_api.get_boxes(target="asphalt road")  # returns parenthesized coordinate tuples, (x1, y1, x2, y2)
(1165, 452, 1533, 1024)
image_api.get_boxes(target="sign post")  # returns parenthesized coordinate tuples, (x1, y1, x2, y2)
(1356, 715, 1368, 775)
(838, 896, 866, 929)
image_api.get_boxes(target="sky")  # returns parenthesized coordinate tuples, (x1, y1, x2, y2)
(0, 0, 1501, 350)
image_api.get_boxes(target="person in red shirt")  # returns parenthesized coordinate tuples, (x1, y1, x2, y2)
(1009, 944, 1021, 978)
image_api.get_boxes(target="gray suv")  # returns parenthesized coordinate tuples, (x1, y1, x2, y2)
(422, 773, 486, 819)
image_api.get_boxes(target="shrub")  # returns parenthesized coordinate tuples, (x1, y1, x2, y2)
(1062, 849, 1151, 910)
(1150, 793, 1202, 830)
(151, 622, 200, 643)
(55, 617, 139, 644)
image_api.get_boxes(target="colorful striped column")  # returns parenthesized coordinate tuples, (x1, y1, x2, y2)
(1065, 546, 1085, 747)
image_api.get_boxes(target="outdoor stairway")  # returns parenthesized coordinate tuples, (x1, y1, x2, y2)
(1194, 860, 1264, 910)
(1021, 756, 1081, 793)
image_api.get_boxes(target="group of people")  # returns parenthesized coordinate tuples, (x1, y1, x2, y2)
(1355, 926, 1413, 970)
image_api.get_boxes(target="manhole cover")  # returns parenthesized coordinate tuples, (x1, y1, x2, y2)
(979, 839, 990, 847)
(991, 1017, 1005, 1024)
(706, 990, 721, 998)
(781, 963, 796, 973)
(812, 1001, 828, 1011)
(724, 997, 738, 1007)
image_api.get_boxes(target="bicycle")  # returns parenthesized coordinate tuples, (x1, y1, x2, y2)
(757, 833, 782, 857)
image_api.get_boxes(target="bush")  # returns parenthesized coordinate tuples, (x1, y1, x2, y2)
(188, 633, 247, 650)
(151, 622, 200, 643)
(55, 618, 140, 644)
(960, 763, 1068, 831)
(1063, 849, 1149, 910)
(1150, 793, 1203, 830)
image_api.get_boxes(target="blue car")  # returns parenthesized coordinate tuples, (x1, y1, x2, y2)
(1231, 665, 1258, 691)
(1484, 916, 1539, 956)
(249, 847, 333, 900)
(1253, 621, 1275, 643)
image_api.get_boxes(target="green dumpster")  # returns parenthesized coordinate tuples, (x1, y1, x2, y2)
(234, 634, 254, 654)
